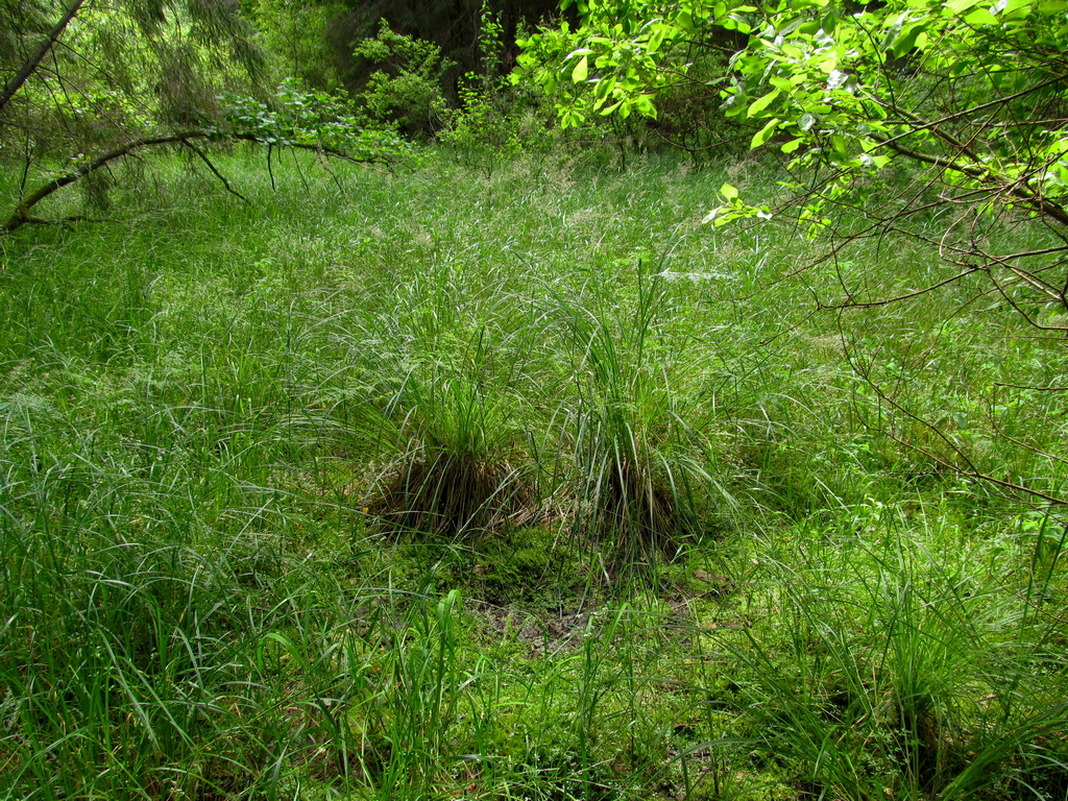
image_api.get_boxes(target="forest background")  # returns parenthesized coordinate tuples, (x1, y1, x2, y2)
(2, 1, 1068, 799)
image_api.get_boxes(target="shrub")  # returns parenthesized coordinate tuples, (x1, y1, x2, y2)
(352, 22, 452, 136)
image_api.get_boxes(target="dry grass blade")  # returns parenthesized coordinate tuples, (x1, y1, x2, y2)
(369, 450, 535, 537)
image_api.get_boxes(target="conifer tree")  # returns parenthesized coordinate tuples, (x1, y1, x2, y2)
(0, 0, 401, 233)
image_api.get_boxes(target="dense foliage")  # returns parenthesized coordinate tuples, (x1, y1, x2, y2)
(0, 0, 415, 233)
(1, 0, 261, 147)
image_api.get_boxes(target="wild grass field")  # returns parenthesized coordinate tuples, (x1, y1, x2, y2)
(1, 147, 1066, 800)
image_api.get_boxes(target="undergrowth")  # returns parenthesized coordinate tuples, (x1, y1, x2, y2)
(0, 147, 1064, 799)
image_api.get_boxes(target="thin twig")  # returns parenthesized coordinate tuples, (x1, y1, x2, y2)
(181, 140, 249, 203)
(845, 337, 1068, 507)
(817, 266, 982, 310)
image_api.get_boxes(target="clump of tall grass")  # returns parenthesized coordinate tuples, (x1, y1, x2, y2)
(711, 506, 1068, 800)
(555, 258, 721, 567)
(364, 331, 538, 539)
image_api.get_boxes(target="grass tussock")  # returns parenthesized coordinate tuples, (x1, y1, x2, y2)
(364, 337, 540, 538)
(559, 259, 721, 565)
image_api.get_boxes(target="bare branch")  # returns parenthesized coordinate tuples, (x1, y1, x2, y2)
(871, 71, 1068, 143)
(845, 339, 1068, 508)
(180, 140, 249, 203)
(817, 266, 982, 310)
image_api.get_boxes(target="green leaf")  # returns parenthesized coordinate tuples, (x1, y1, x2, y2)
(720, 183, 739, 200)
(633, 95, 658, 118)
(747, 89, 781, 119)
(963, 6, 998, 24)
(892, 21, 926, 56)
(751, 117, 781, 148)
(571, 54, 589, 83)
(559, 107, 585, 128)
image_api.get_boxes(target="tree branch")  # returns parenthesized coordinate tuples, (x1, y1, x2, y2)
(816, 266, 982, 310)
(180, 140, 249, 203)
(879, 136, 1068, 229)
(0, 0, 88, 117)
(2, 131, 389, 235)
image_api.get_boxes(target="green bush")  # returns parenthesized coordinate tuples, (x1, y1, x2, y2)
(352, 22, 453, 136)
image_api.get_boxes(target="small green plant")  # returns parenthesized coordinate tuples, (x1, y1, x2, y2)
(440, 2, 552, 174)
(440, 80, 525, 176)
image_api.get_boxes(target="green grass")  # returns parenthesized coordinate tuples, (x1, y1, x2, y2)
(0, 145, 1065, 800)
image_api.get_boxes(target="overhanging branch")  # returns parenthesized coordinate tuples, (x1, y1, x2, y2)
(2, 131, 390, 235)
(0, 0, 88, 117)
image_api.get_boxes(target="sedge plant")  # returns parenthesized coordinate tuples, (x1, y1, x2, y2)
(554, 258, 720, 569)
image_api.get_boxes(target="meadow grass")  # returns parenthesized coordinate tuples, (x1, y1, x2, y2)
(0, 145, 1065, 799)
